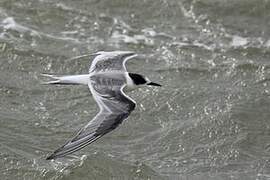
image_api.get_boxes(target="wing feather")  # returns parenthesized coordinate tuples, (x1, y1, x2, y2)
(89, 51, 137, 73)
(46, 83, 135, 160)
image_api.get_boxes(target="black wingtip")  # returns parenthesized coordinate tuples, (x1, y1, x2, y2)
(46, 154, 56, 160)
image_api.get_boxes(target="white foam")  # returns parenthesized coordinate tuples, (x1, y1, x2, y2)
(231, 35, 248, 47)
(1, 17, 80, 43)
(265, 39, 270, 47)
(110, 31, 154, 46)
(2, 17, 40, 37)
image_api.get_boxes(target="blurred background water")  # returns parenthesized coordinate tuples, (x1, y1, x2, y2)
(0, 0, 270, 179)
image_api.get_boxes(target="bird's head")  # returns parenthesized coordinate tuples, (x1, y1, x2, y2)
(128, 73, 161, 87)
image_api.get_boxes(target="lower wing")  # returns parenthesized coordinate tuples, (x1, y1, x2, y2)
(46, 85, 135, 160)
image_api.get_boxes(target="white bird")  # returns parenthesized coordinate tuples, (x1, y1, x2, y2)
(42, 51, 161, 160)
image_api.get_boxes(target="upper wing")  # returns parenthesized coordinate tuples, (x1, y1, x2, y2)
(89, 51, 137, 73)
(46, 77, 136, 160)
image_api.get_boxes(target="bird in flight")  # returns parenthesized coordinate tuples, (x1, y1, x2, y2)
(42, 51, 161, 160)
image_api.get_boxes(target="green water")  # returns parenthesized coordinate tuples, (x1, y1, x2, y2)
(0, 0, 270, 179)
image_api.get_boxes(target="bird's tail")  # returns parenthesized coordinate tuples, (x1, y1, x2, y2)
(40, 74, 90, 85)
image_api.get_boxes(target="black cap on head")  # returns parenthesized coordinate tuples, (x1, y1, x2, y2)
(129, 73, 147, 85)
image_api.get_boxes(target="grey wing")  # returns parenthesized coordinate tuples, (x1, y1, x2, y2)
(46, 83, 135, 160)
(89, 51, 137, 73)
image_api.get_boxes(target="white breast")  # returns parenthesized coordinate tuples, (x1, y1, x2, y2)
(124, 72, 138, 91)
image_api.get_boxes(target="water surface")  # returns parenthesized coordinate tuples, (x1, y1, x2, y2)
(0, 0, 270, 179)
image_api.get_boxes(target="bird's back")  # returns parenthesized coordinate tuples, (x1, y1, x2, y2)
(90, 72, 127, 93)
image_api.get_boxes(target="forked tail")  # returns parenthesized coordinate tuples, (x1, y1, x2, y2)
(41, 74, 90, 85)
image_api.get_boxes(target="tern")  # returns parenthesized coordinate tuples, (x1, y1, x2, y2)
(43, 51, 161, 160)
